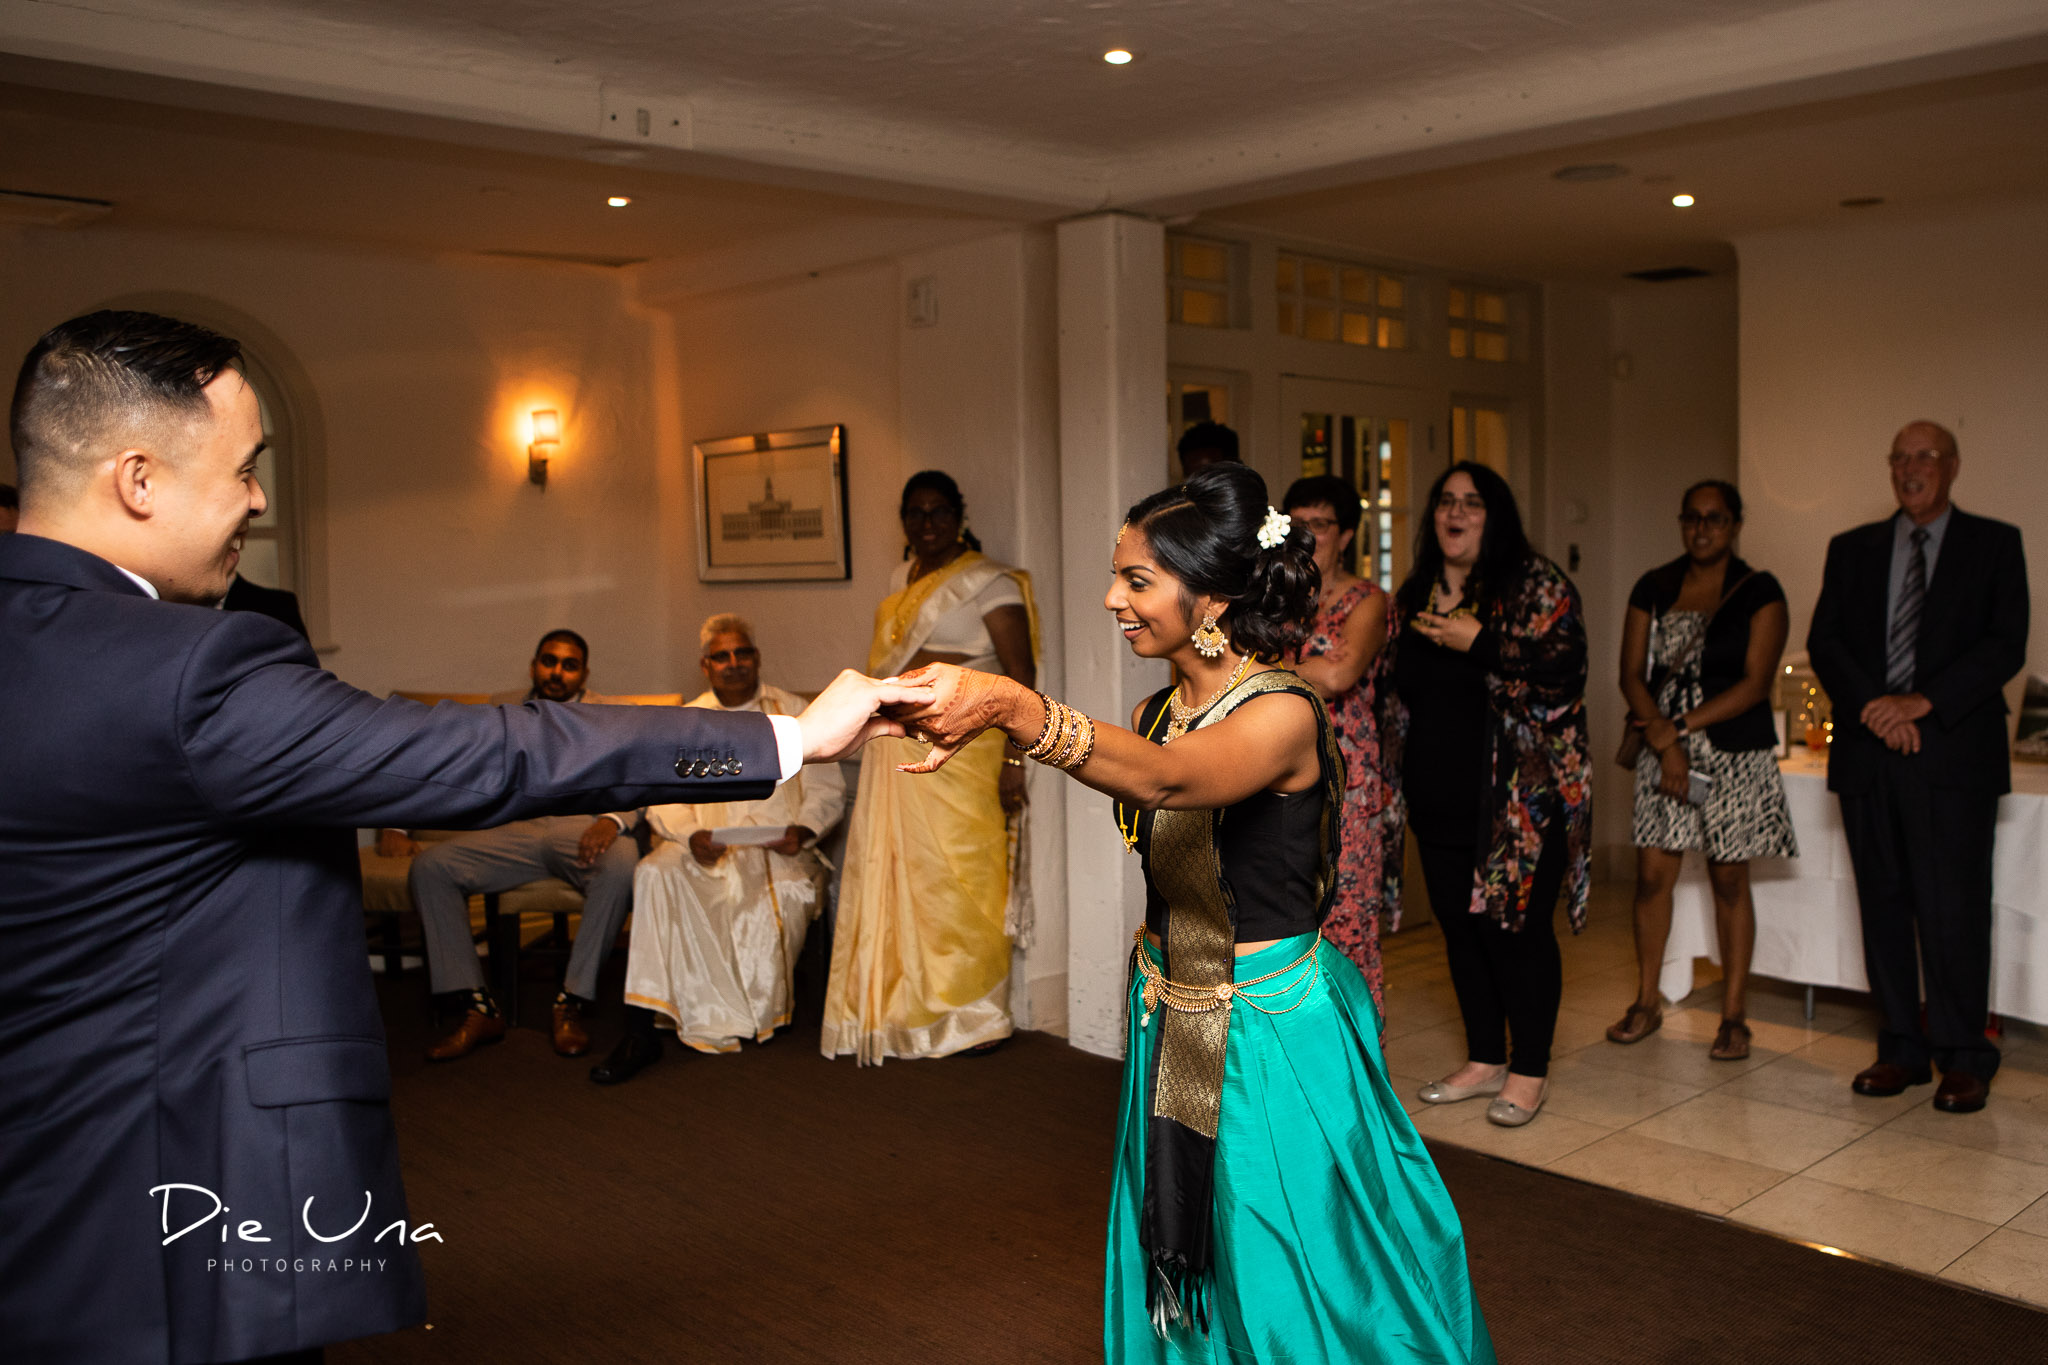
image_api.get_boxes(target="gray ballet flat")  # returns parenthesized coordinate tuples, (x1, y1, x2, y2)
(1417, 1072, 1506, 1105)
(1485, 1082, 1549, 1127)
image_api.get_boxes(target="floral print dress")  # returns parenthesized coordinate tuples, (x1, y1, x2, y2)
(1295, 579, 1390, 1012)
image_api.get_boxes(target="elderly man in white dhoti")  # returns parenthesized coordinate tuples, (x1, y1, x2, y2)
(589, 615, 847, 1084)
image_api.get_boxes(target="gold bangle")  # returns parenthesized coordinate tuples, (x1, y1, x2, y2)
(1024, 693, 1062, 761)
(1062, 714, 1097, 771)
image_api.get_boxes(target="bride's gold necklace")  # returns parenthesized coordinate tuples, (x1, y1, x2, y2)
(1165, 652, 1252, 742)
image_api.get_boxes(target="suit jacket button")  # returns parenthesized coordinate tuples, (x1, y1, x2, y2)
(673, 758, 690, 777)
(731, 759, 744, 775)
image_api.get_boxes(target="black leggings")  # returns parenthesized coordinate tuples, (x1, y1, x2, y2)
(1418, 831, 1566, 1078)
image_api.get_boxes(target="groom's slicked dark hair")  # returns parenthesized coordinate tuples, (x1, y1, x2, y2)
(9, 310, 243, 502)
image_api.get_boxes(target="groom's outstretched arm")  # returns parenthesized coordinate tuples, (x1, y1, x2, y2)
(179, 612, 779, 831)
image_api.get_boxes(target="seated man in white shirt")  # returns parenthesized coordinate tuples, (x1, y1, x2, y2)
(591, 614, 847, 1084)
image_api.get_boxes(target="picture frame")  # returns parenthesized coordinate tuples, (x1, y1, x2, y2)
(692, 424, 850, 583)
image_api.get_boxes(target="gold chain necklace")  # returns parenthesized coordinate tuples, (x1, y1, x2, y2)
(1427, 577, 1478, 620)
(1165, 653, 1251, 742)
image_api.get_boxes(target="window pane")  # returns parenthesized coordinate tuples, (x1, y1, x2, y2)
(1278, 299, 1297, 335)
(1474, 290, 1508, 325)
(1452, 406, 1470, 463)
(1449, 327, 1469, 359)
(1475, 409, 1511, 475)
(1302, 261, 1334, 300)
(1378, 317, 1407, 349)
(1378, 276, 1405, 310)
(1303, 304, 1337, 341)
(1340, 312, 1375, 346)
(1448, 287, 1468, 319)
(1180, 240, 1228, 282)
(1180, 288, 1228, 327)
(1474, 330, 1509, 362)
(1340, 268, 1373, 305)
(1276, 255, 1297, 292)
(1300, 413, 1332, 478)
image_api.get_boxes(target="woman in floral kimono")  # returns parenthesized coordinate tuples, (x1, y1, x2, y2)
(821, 471, 1038, 1062)
(1380, 461, 1591, 1127)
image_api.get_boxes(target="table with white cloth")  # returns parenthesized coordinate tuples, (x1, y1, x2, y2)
(1663, 751, 2048, 1026)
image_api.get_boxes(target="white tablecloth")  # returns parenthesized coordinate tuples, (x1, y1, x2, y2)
(1663, 752, 2048, 1025)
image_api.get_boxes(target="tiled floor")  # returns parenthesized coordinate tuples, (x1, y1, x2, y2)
(1380, 881, 2048, 1310)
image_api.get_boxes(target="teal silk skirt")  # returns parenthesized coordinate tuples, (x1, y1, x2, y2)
(1107, 935, 1498, 1364)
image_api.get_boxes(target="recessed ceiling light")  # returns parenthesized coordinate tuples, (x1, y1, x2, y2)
(1103, 49, 1134, 65)
(607, 196, 632, 208)
(1671, 193, 1696, 208)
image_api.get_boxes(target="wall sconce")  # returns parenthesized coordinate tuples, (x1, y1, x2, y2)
(528, 409, 559, 488)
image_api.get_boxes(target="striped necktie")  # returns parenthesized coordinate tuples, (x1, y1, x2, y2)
(1885, 527, 1930, 692)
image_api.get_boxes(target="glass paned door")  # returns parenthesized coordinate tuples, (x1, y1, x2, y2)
(1281, 378, 1432, 591)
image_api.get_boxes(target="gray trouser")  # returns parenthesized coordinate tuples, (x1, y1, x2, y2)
(409, 815, 638, 1001)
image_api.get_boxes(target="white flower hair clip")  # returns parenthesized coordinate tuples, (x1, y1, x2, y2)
(1256, 506, 1292, 550)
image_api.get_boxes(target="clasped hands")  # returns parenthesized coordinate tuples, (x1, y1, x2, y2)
(1861, 692, 1931, 754)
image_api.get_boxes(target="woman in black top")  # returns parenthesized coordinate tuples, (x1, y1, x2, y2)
(1382, 462, 1592, 1128)
(1608, 480, 1797, 1061)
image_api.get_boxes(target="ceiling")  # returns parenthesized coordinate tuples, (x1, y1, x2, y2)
(1204, 61, 2048, 280)
(2, 1, 2047, 283)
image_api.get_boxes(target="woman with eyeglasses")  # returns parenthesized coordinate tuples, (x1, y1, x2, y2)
(822, 470, 1040, 1062)
(1607, 480, 1796, 1060)
(1381, 461, 1591, 1126)
(1282, 475, 1392, 1011)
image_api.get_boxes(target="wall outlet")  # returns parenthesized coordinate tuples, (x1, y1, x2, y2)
(598, 89, 692, 149)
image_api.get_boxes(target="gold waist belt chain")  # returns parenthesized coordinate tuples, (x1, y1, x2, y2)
(1132, 927, 1323, 1029)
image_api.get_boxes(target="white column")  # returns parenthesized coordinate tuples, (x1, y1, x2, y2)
(1057, 212, 1169, 1057)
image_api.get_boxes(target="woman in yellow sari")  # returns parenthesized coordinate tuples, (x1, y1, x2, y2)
(821, 470, 1038, 1063)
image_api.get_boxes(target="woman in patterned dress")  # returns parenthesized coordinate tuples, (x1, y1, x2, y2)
(1608, 480, 1797, 1061)
(1283, 475, 1390, 1012)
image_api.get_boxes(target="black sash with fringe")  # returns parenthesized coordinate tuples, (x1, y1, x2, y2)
(1115, 670, 1343, 1335)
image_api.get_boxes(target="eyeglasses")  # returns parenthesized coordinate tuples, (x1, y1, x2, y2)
(1886, 449, 1951, 469)
(1435, 494, 1487, 515)
(1679, 511, 1734, 529)
(1290, 514, 1340, 535)
(704, 647, 759, 665)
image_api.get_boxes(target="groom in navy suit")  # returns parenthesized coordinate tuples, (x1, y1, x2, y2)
(0, 311, 922, 1364)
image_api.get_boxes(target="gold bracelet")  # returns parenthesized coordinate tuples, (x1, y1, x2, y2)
(1023, 693, 1063, 761)
(1062, 714, 1097, 771)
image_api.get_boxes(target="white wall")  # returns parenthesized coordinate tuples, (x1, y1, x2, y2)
(651, 229, 1073, 1028)
(0, 223, 672, 698)
(1737, 195, 2048, 689)
(1543, 273, 1739, 866)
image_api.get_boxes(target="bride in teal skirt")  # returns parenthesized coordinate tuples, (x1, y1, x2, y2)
(894, 463, 1495, 1363)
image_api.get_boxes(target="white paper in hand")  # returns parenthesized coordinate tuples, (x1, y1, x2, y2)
(709, 826, 785, 847)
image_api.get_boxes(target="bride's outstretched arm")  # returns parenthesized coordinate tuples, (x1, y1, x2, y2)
(889, 663, 1317, 810)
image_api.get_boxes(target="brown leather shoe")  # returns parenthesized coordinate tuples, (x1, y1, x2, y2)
(427, 1009, 506, 1062)
(1851, 1061, 1931, 1097)
(552, 996, 591, 1058)
(1933, 1071, 1989, 1113)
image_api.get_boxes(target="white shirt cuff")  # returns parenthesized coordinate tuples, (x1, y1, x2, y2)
(603, 813, 631, 832)
(768, 714, 803, 784)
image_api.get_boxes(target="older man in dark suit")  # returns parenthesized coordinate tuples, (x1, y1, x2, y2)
(0, 311, 921, 1364)
(1808, 420, 2028, 1114)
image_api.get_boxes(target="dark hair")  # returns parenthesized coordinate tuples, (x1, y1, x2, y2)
(1682, 478, 1743, 522)
(536, 629, 589, 664)
(1176, 420, 1239, 462)
(899, 469, 982, 555)
(1395, 460, 1534, 616)
(1281, 475, 1362, 534)
(0, 483, 16, 511)
(9, 311, 242, 499)
(1123, 462, 1319, 661)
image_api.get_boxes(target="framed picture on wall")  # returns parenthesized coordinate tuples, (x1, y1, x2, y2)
(692, 424, 850, 582)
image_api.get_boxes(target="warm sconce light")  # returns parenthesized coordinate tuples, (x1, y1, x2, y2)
(529, 409, 559, 488)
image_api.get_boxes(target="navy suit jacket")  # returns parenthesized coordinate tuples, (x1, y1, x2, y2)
(221, 574, 309, 641)
(1807, 507, 2028, 794)
(0, 534, 778, 1363)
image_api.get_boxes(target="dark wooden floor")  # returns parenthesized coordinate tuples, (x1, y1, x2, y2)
(334, 958, 2043, 1364)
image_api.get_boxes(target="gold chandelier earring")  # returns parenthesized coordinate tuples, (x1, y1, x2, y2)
(1191, 610, 1228, 659)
